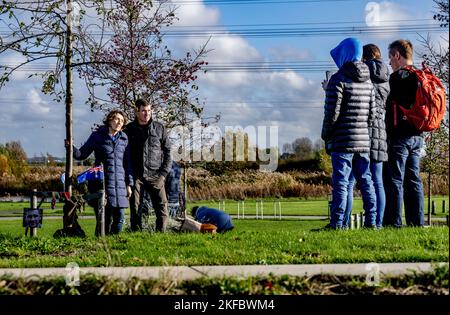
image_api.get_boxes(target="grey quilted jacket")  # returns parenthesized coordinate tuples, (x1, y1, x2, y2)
(321, 61, 375, 154)
(366, 58, 389, 162)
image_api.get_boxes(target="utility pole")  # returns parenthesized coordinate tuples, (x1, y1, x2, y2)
(64, 0, 74, 194)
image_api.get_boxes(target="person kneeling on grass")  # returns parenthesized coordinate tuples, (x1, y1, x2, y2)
(191, 206, 234, 233)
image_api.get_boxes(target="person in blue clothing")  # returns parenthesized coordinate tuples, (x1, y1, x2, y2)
(343, 44, 390, 229)
(191, 206, 234, 233)
(320, 37, 377, 229)
(165, 161, 185, 217)
(65, 109, 133, 235)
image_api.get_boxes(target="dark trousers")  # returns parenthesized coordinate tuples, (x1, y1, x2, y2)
(93, 203, 125, 236)
(130, 176, 168, 232)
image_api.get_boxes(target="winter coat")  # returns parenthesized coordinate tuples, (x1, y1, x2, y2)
(321, 60, 375, 153)
(194, 206, 234, 233)
(385, 67, 423, 139)
(366, 58, 389, 162)
(124, 119, 172, 181)
(73, 125, 133, 208)
(165, 161, 182, 204)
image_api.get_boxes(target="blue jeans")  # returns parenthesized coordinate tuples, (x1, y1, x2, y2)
(343, 173, 355, 228)
(330, 152, 376, 229)
(383, 136, 424, 227)
(344, 161, 385, 228)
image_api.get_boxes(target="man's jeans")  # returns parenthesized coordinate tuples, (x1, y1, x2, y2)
(344, 161, 385, 228)
(383, 136, 424, 227)
(330, 152, 376, 229)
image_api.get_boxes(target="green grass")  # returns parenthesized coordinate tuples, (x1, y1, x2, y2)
(0, 218, 448, 268)
(1, 195, 448, 217)
(188, 196, 450, 218)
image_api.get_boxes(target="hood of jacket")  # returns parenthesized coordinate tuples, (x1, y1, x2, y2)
(365, 58, 390, 84)
(330, 37, 362, 69)
(339, 60, 370, 82)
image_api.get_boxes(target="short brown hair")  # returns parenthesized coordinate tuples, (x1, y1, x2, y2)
(363, 44, 381, 61)
(103, 109, 127, 127)
(135, 98, 150, 110)
(388, 39, 413, 61)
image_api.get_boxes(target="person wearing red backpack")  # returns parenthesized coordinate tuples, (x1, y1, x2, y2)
(383, 39, 424, 228)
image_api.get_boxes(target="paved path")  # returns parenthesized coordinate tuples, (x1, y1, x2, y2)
(0, 263, 447, 281)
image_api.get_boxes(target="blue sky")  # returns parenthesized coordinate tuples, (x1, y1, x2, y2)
(0, 0, 447, 158)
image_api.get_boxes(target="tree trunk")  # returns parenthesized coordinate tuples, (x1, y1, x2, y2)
(64, 0, 73, 194)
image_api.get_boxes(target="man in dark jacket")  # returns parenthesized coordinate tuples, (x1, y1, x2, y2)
(321, 37, 377, 229)
(124, 99, 172, 232)
(383, 39, 424, 228)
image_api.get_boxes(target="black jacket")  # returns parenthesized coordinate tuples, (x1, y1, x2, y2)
(366, 58, 389, 162)
(385, 67, 422, 139)
(124, 119, 172, 180)
(321, 61, 375, 153)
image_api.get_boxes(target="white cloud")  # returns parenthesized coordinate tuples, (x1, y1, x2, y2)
(267, 71, 312, 91)
(0, 53, 46, 81)
(172, 2, 220, 27)
(267, 47, 313, 61)
(1, 0, 330, 157)
(170, 0, 325, 148)
(365, 1, 412, 27)
(28, 89, 51, 115)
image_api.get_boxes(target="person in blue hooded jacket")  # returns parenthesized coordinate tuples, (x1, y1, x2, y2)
(321, 38, 377, 229)
(191, 206, 234, 233)
(343, 44, 390, 229)
(66, 109, 133, 235)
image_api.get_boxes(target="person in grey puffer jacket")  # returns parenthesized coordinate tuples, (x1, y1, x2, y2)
(343, 44, 390, 229)
(321, 37, 376, 229)
(124, 98, 172, 232)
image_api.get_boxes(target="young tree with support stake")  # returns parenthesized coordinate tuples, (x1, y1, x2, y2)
(0, 0, 216, 196)
(0, 0, 79, 194)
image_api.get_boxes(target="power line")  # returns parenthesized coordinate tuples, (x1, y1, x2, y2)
(168, 18, 436, 28)
(1, 23, 444, 38)
(161, 0, 359, 5)
(2, 60, 427, 73)
(0, 18, 434, 31)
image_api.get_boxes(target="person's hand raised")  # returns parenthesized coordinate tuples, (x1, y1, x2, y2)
(321, 79, 329, 91)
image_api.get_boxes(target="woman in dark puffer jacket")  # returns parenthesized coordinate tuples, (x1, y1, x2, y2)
(67, 109, 133, 235)
(344, 44, 390, 229)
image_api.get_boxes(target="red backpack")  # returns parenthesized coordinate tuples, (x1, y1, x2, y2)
(395, 62, 446, 132)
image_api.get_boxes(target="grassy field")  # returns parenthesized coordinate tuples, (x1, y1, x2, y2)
(0, 218, 448, 268)
(1, 195, 449, 217)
